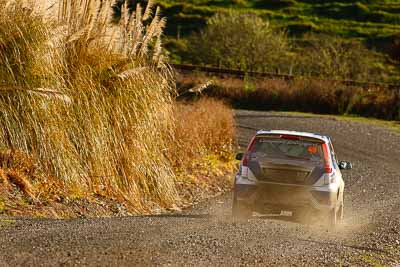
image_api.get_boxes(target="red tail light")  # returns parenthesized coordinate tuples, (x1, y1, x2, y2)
(243, 136, 257, 167)
(242, 154, 249, 167)
(322, 143, 333, 173)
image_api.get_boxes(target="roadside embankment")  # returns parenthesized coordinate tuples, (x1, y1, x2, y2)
(0, 0, 236, 218)
(177, 73, 400, 121)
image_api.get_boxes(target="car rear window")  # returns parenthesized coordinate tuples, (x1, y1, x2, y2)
(251, 136, 324, 162)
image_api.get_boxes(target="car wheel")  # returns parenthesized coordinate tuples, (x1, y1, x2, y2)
(232, 194, 252, 219)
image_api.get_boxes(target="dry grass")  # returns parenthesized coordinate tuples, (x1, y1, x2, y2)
(0, 0, 236, 217)
(2, 169, 35, 199)
(0, 169, 10, 188)
(171, 98, 235, 169)
(177, 73, 400, 121)
(0, 150, 37, 199)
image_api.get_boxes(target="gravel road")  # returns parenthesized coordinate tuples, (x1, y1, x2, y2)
(0, 111, 399, 266)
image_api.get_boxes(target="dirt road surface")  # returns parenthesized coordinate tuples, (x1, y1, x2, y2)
(0, 111, 399, 266)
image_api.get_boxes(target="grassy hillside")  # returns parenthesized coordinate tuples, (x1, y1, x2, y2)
(157, 0, 400, 81)
(165, 0, 400, 119)
(159, 0, 400, 47)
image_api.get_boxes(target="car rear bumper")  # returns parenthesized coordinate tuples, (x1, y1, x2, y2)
(234, 176, 339, 211)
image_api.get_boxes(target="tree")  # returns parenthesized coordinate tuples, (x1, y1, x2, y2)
(188, 11, 289, 72)
(296, 34, 382, 81)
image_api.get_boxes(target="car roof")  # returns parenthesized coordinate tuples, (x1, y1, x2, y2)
(255, 130, 329, 142)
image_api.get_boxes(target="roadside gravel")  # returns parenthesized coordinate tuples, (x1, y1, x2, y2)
(0, 111, 399, 266)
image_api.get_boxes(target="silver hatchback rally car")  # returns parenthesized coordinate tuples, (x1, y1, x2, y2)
(233, 130, 352, 225)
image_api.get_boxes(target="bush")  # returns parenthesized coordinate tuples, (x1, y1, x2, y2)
(171, 98, 235, 168)
(294, 34, 383, 81)
(187, 11, 290, 72)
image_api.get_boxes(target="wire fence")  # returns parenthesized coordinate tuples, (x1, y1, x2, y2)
(171, 64, 400, 91)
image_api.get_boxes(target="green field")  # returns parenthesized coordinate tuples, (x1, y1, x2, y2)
(157, 0, 400, 79)
(159, 0, 400, 44)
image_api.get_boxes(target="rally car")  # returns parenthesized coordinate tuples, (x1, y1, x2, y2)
(233, 130, 352, 225)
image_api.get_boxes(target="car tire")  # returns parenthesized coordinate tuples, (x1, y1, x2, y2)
(232, 194, 252, 219)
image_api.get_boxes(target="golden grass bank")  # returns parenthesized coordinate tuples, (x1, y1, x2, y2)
(0, 0, 236, 217)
